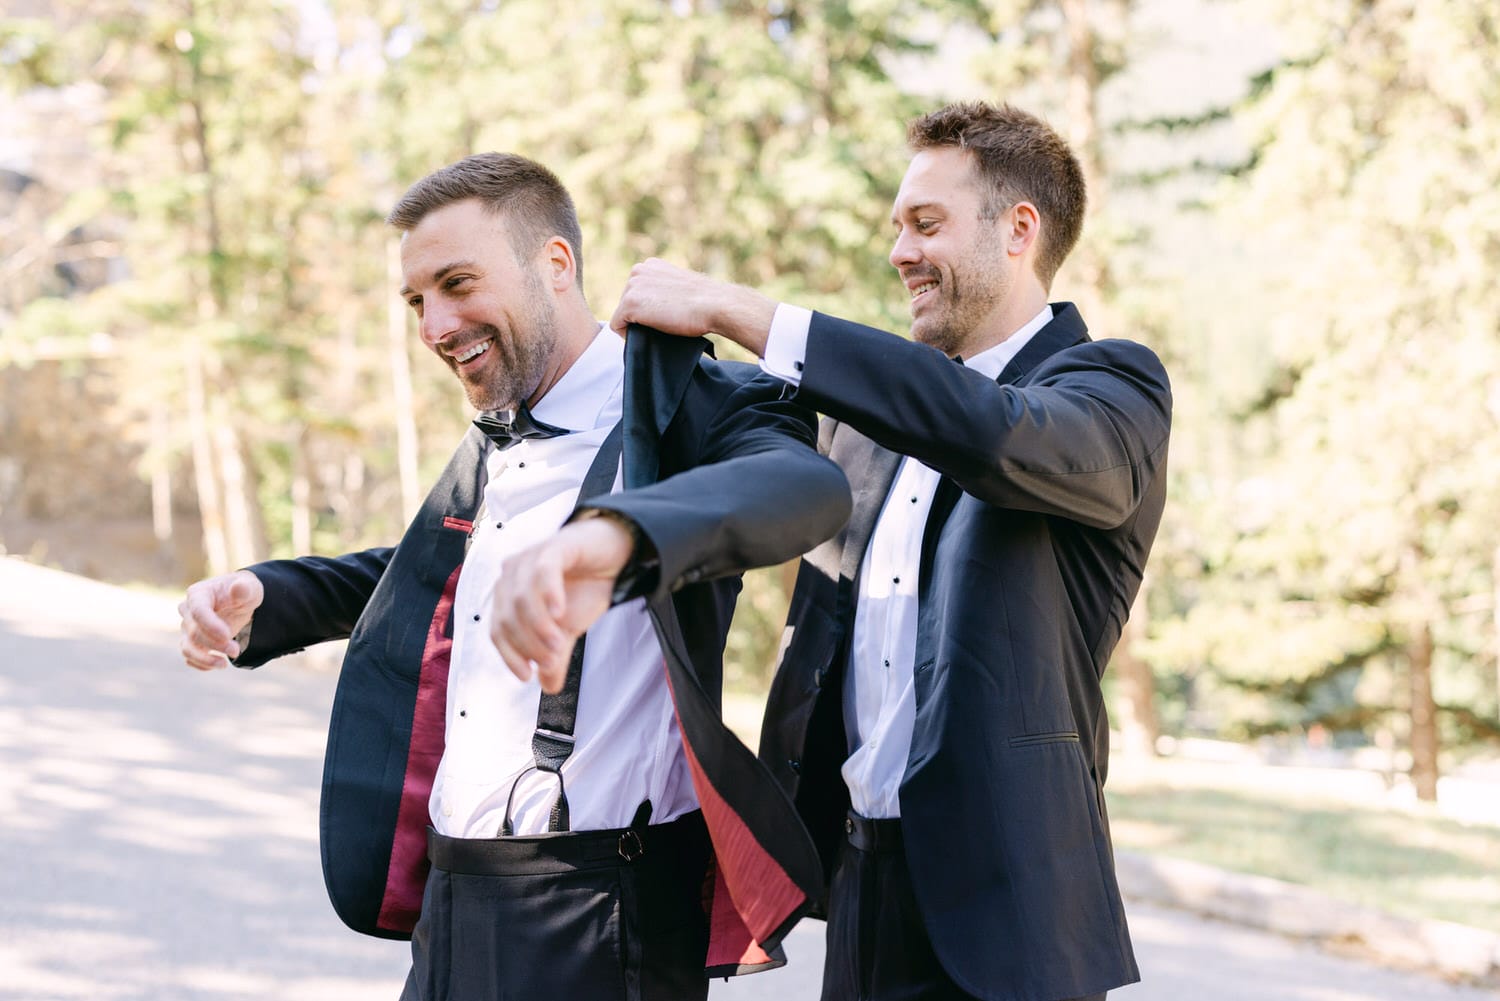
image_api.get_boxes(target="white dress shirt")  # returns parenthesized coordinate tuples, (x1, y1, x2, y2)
(431, 325, 698, 838)
(761, 304, 1053, 818)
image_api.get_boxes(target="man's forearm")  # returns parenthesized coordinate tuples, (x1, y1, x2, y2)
(708, 285, 777, 358)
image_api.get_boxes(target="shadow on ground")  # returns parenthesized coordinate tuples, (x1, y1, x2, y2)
(0, 564, 409, 1000)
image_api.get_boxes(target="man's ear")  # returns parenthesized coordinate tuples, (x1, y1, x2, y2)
(1007, 201, 1041, 260)
(544, 236, 577, 292)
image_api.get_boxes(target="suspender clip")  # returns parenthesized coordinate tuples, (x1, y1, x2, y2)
(617, 828, 645, 862)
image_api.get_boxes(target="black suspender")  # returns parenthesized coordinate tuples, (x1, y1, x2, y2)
(500, 420, 625, 836)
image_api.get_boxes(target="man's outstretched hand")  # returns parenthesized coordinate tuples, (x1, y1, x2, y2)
(178, 570, 264, 670)
(489, 517, 635, 694)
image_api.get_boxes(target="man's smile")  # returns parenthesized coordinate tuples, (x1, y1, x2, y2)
(452, 338, 493, 366)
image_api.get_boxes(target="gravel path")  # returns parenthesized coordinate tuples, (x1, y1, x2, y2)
(2, 557, 1494, 1000)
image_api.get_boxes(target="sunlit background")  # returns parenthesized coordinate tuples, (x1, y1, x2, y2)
(3, 0, 1499, 982)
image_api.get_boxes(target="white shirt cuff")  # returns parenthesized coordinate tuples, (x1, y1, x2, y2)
(759, 303, 813, 387)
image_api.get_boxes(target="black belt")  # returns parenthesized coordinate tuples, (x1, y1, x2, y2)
(845, 811, 903, 854)
(429, 809, 706, 877)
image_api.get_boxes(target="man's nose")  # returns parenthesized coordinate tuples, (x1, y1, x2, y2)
(889, 230, 920, 269)
(420, 300, 461, 348)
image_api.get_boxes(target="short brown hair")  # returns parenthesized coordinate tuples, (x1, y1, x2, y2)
(387, 152, 585, 287)
(908, 102, 1086, 288)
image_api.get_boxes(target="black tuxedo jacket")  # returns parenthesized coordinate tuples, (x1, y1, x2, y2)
(758, 304, 1171, 1001)
(236, 329, 850, 976)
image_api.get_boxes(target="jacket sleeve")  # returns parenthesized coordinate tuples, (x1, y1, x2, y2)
(579, 361, 851, 604)
(236, 547, 394, 667)
(795, 312, 1171, 530)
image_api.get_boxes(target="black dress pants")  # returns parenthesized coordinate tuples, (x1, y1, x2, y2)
(821, 813, 1104, 1001)
(401, 812, 711, 1001)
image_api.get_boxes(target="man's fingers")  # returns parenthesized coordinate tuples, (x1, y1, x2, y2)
(186, 598, 232, 647)
(535, 650, 572, 695)
(178, 572, 260, 671)
(179, 634, 228, 671)
(608, 298, 630, 336)
(492, 629, 534, 685)
(226, 575, 259, 610)
(495, 592, 569, 669)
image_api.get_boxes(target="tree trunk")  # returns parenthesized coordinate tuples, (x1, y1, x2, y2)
(1493, 544, 1500, 718)
(1059, 0, 1155, 755)
(291, 428, 312, 555)
(1407, 618, 1440, 803)
(180, 28, 266, 570)
(184, 333, 228, 574)
(210, 397, 264, 568)
(387, 238, 422, 524)
(149, 401, 173, 545)
(1059, 0, 1113, 321)
(1113, 586, 1160, 757)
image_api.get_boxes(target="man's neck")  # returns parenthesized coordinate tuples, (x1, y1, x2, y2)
(526, 305, 602, 408)
(953, 283, 1049, 359)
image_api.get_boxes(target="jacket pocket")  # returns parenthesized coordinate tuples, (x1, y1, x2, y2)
(1009, 731, 1080, 748)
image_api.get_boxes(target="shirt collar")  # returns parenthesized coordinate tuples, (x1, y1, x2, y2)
(961, 305, 1054, 381)
(514, 323, 623, 433)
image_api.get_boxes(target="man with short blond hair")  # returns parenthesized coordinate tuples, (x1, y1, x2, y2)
(611, 101, 1171, 1001)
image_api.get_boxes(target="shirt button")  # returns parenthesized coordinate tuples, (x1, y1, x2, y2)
(518, 461, 526, 468)
(496, 521, 503, 529)
(473, 614, 481, 622)
(442, 801, 453, 818)
(883, 659, 890, 669)
(892, 576, 901, 585)
(910, 496, 918, 503)
(459, 709, 467, 718)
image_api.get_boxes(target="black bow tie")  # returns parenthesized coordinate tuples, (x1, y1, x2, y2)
(473, 404, 570, 451)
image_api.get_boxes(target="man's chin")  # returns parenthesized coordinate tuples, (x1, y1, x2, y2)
(912, 323, 959, 357)
(462, 381, 514, 413)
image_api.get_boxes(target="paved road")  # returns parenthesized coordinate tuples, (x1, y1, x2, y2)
(2, 557, 1495, 1000)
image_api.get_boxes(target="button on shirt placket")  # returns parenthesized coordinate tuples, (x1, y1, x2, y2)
(442, 435, 589, 833)
(841, 456, 936, 819)
(427, 323, 700, 841)
(444, 442, 518, 814)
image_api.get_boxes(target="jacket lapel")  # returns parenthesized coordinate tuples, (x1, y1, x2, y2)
(994, 301, 1089, 386)
(622, 324, 820, 970)
(622, 324, 711, 489)
(830, 429, 903, 589)
(921, 303, 1092, 587)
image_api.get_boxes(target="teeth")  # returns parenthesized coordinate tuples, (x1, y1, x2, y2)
(455, 340, 491, 363)
(911, 282, 938, 298)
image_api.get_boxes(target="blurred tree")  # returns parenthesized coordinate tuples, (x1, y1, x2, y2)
(2, 0, 983, 676)
(4, 0, 336, 572)
(1156, 0, 1500, 797)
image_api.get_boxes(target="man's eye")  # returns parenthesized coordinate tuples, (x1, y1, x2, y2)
(445, 275, 470, 290)
(916, 220, 937, 232)
(406, 297, 422, 312)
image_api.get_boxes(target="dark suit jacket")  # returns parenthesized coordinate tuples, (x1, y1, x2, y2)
(236, 329, 851, 976)
(758, 304, 1171, 1001)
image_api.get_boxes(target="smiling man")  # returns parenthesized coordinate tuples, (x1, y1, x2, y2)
(610, 102, 1173, 1001)
(176, 152, 850, 1000)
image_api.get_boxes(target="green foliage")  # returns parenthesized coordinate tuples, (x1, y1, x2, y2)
(1154, 0, 1500, 748)
(6, 0, 1498, 754)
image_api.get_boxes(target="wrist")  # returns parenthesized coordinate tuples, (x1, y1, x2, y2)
(569, 508, 662, 602)
(714, 287, 776, 358)
(571, 514, 635, 572)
